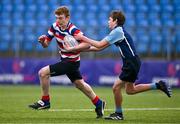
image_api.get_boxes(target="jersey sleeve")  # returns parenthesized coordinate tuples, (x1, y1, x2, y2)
(103, 27, 124, 45)
(46, 24, 55, 42)
(69, 24, 83, 36)
(69, 24, 83, 43)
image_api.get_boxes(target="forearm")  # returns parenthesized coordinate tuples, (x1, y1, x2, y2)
(69, 43, 90, 52)
(82, 46, 102, 52)
(81, 36, 102, 48)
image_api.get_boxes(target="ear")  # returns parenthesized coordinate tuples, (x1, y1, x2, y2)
(115, 19, 118, 23)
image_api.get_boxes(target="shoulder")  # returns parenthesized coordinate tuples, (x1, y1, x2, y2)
(111, 27, 124, 34)
(68, 23, 77, 31)
(51, 22, 58, 29)
(108, 27, 124, 38)
(68, 23, 82, 35)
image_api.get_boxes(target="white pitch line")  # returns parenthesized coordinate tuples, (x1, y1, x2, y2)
(49, 108, 180, 112)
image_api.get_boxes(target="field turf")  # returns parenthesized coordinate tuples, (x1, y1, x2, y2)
(0, 85, 180, 124)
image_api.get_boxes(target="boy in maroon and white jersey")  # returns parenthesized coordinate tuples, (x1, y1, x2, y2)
(29, 6, 105, 118)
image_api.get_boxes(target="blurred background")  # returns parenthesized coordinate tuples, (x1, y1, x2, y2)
(0, 0, 180, 87)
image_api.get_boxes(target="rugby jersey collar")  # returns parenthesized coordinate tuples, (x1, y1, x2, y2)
(57, 21, 71, 31)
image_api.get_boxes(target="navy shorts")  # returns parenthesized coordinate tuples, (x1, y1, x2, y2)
(49, 60, 82, 83)
(119, 55, 141, 83)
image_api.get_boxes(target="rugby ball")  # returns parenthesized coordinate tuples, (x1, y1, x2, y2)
(64, 35, 79, 47)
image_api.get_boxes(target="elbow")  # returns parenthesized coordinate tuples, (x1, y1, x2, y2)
(96, 45, 103, 49)
(86, 44, 91, 49)
(95, 42, 104, 49)
(81, 43, 91, 50)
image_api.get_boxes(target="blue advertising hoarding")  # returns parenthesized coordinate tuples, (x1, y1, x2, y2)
(0, 58, 179, 87)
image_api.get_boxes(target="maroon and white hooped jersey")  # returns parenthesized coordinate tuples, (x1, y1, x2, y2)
(46, 22, 82, 62)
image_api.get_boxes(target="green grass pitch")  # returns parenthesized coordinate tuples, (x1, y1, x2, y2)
(0, 85, 180, 124)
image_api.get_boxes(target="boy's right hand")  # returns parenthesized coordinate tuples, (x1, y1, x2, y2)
(38, 35, 46, 43)
(38, 35, 49, 48)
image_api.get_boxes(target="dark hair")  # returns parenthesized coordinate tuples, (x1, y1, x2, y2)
(110, 10, 125, 26)
(54, 6, 70, 17)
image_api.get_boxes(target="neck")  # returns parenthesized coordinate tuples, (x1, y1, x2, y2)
(61, 21, 69, 30)
(61, 25, 67, 30)
(114, 24, 119, 28)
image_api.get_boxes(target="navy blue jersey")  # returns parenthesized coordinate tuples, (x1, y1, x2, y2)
(104, 26, 137, 59)
(104, 26, 141, 82)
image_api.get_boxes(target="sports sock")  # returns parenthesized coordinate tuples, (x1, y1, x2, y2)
(115, 107, 122, 113)
(41, 95, 50, 101)
(150, 83, 157, 89)
(92, 96, 102, 108)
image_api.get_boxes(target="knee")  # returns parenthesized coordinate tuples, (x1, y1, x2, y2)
(112, 82, 122, 93)
(38, 68, 47, 78)
(112, 85, 119, 93)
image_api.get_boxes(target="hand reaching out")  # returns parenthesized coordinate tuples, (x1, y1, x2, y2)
(38, 35, 49, 48)
(38, 35, 46, 43)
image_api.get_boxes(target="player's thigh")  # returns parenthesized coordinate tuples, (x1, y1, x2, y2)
(66, 70, 82, 83)
(49, 61, 70, 76)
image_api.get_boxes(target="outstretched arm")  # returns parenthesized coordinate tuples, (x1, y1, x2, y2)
(71, 42, 90, 52)
(63, 33, 110, 52)
(75, 33, 110, 49)
(63, 41, 90, 52)
(82, 45, 108, 52)
(63, 39, 109, 52)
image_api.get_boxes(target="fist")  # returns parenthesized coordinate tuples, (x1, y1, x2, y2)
(38, 35, 46, 43)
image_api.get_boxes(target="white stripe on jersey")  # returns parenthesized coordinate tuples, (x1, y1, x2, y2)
(61, 54, 80, 59)
(52, 22, 56, 27)
(54, 27, 69, 35)
(56, 37, 64, 43)
(52, 23, 69, 35)
(48, 30, 54, 36)
(124, 37, 135, 56)
(118, 47, 125, 58)
(117, 28, 135, 57)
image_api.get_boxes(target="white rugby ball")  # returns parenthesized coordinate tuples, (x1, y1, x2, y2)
(64, 35, 79, 47)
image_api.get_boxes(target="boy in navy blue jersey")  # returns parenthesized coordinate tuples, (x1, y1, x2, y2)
(65, 10, 172, 120)
(28, 6, 105, 119)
